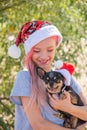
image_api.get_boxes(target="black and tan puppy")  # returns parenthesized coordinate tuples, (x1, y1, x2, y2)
(36, 66, 85, 129)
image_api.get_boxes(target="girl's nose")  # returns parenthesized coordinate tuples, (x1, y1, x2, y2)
(39, 52, 49, 60)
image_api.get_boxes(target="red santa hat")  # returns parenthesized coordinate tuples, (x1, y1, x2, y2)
(8, 20, 62, 59)
(54, 60, 75, 86)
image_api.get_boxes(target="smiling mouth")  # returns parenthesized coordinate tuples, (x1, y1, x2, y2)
(47, 85, 59, 92)
(40, 60, 49, 65)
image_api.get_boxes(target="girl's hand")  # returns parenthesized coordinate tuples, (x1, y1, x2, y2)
(76, 122, 87, 130)
(48, 90, 72, 111)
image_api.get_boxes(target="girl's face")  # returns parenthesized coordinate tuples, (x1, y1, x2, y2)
(32, 37, 57, 72)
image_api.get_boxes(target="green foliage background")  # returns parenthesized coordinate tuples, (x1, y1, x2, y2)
(0, 0, 87, 129)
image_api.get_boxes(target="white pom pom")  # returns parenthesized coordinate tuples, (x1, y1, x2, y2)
(8, 44, 21, 58)
(54, 60, 63, 69)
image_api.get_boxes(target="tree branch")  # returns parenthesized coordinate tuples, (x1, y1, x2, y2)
(0, 97, 14, 117)
(0, 0, 27, 12)
(0, 97, 9, 101)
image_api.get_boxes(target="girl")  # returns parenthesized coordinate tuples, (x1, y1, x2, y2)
(8, 20, 87, 130)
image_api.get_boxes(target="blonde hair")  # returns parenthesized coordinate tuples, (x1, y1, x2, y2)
(24, 49, 47, 106)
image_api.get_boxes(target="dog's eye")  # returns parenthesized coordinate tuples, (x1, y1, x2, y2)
(46, 77, 49, 80)
(54, 76, 57, 80)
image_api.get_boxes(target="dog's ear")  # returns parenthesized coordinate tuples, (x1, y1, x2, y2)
(36, 67, 46, 79)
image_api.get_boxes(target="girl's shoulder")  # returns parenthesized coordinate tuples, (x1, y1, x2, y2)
(17, 68, 30, 79)
(10, 68, 31, 99)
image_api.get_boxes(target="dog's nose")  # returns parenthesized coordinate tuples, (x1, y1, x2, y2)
(49, 81, 54, 88)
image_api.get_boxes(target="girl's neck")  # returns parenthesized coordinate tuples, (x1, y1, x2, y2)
(43, 67, 52, 72)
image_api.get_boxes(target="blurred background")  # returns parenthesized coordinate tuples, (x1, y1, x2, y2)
(0, 0, 87, 129)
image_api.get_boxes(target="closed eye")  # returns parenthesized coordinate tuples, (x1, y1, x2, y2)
(33, 50, 40, 53)
(48, 49, 54, 52)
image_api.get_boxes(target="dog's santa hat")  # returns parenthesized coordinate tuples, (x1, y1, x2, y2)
(8, 20, 62, 59)
(54, 60, 75, 86)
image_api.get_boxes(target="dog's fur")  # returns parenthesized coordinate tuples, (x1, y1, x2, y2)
(36, 66, 85, 128)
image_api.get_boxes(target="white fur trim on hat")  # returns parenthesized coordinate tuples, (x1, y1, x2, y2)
(24, 25, 62, 54)
(54, 60, 63, 69)
(56, 69, 71, 86)
(8, 44, 21, 58)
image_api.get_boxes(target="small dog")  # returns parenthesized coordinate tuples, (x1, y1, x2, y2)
(36, 66, 85, 128)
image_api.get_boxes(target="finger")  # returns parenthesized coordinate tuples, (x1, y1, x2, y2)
(52, 94, 58, 100)
(77, 122, 87, 130)
(84, 122, 87, 129)
(48, 94, 54, 101)
(48, 93, 51, 98)
(48, 93, 58, 101)
(49, 98, 58, 108)
(48, 96, 58, 106)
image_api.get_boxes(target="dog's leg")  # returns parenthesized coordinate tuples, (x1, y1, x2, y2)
(70, 116, 78, 128)
(64, 117, 72, 128)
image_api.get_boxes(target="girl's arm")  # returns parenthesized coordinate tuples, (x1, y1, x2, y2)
(48, 91, 87, 121)
(21, 96, 75, 130)
(79, 91, 87, 105)
(70, 91, 87, 120)
(21, 96, 87, 130)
